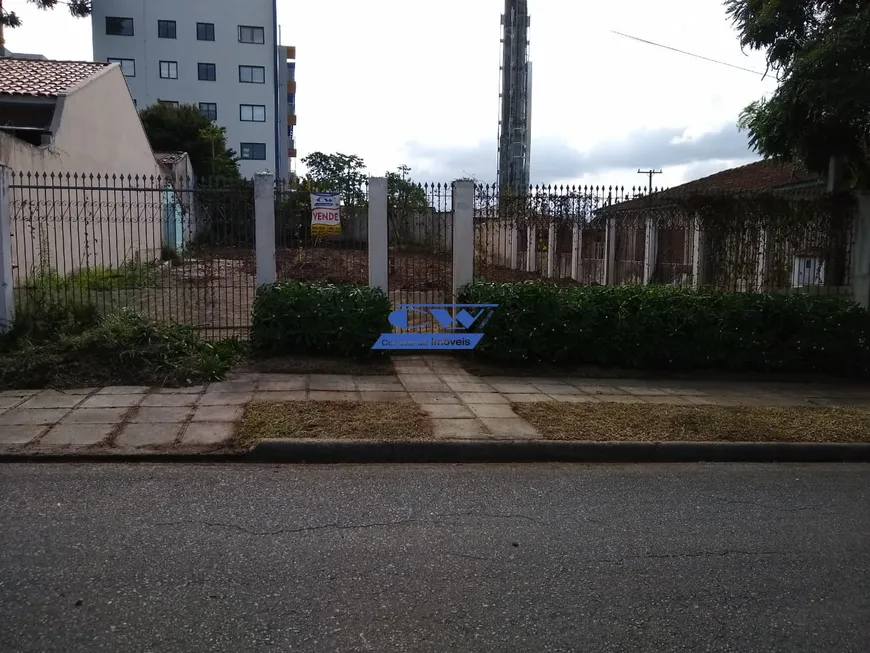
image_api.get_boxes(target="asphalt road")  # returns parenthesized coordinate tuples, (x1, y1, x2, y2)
(1, 463, 868, 653)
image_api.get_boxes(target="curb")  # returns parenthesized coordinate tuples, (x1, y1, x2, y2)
(2, 441, 869, 464)
(246, 439, 870, 464)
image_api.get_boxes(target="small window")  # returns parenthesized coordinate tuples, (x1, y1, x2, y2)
(107, 57, 135, 77)
(159, 100, 179, 108)
(157, 20, 176, 39)
(198, 63, 216, 81)
(238, 25, 265, 44)
(159, 61, 178, 79)
(240, 104, 266, 122)
(199, 102, 218, 121)
(106, 16, 134, 36)
(197, 22, 215, 41)
(240, 143, 267, 160)
(238, 65, 265, 84)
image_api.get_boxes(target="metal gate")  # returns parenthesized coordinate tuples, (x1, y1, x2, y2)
(388, 182, 453, 333)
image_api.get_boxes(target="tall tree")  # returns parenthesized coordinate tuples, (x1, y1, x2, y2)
(386, 167, 430, 220)
(138, 103, 239, 180)
(1, 0, 91, 30)
(726, 1, 870, 185)
(301, 152, 367, 205)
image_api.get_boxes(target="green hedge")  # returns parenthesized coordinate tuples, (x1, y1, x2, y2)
(458, 282, 870, 377)
(251, 281, 391, 358)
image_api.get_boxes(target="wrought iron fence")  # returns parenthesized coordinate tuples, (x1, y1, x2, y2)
(9, 172, 256, 339)
(473, 183, 856, 294)
(274, 178, 369, 285)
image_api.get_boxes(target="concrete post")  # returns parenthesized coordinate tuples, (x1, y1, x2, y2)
(643, 218, 659, 285)
(604, 217, 617, 285)
(571, 222, 583, 281)
(526, 225, 537, 272)
(0, 167, 13, 333)
(691, 216, 706, 289)
(254, 171, 276, 288)
(509, 225, 520, 270)
(546, 221, 557, 278)
(851, 191, 870, 310)
(368, 177, 388, 293)
(452, 180, 475, 298)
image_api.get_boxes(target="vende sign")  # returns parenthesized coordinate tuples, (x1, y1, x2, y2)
(310, 192, 341, 235)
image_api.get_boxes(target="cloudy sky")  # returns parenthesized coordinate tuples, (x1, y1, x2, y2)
(5, 0, 777, 188)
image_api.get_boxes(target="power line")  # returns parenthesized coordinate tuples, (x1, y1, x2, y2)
(609, 29, 769, 77)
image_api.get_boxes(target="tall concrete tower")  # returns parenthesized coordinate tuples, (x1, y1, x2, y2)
(497, 0, 531, 196)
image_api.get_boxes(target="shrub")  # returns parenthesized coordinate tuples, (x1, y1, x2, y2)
(0, 308, 241, 389)
(251, 281, 391, 358)
(458, 282, 870, 377)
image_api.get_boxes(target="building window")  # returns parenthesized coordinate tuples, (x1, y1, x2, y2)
(197, 22, 215, 41)
(159, 61, 178, 79)
(199, 102, 218, 121)
(240, 142, 267, 160)
(107, 57, 135, 77)
(105, 17, 134, 36)
(198, 63, 216, 81)
(240, 104, 266, 122)
(238, 25, 265, 44)
(159, 100, 179, 108)
(157, 20, 176, 39)
(238, 65, 266, 84)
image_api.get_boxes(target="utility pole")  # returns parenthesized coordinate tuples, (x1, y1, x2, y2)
(637, 168, 662, 194)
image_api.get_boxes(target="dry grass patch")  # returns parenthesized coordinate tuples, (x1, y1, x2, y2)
(239, 400, 432, 443)
(513, 403, 870, 443)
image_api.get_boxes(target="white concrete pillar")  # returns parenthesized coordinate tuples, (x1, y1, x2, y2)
(509, 224, 520, 270)
(452, 180, 474, 298)
(546, 221, 557, 278)
(0, 167, 15, 333)
(368, 177, 389, 292)
(604, 217, 617, 285)
(643, 218, 659, 285)
(526, 225, 537, 272)
(691, 216, 705, 289)
(571, 222, 583, 281)
(851, 191, 870, 310)
(254, 171, 276, 288)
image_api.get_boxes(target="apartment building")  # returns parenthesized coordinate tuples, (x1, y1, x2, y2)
(91, 0, 295, 179)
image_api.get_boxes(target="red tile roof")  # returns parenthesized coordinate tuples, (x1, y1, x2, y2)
(0, 57, 110, 98)
(666, 159, 820, 193)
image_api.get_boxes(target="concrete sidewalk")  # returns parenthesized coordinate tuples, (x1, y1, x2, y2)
(1, 356, 868, 454)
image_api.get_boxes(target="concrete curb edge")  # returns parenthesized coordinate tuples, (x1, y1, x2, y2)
(2, 440, 869, 464)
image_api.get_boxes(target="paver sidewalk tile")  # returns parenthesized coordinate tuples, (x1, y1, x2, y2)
(439, 374, 477, 384)
(0, 425, 46, 445)
(205, 381, 257, 393)
(445, 381, 494, 393)
(504, 393, 553, 403)
(60, 407, 129, 424)
(309, 391, 358, 401)
(570, 384, 627, 395)
(182, 422, 236, 445)
(41, 423, 114, 446)
(360, 391, 410, 402)
(0, 389, 40, 398)
(199, 392, 253, 406)
(115, 422, 183, 447)
(153, 386, 206, 395)
(467, 403, 518, 418)
(81, 394, 142, 409)
(480, 418, 540, 439)
(421, 404, 474, 419)
(309, 375, 355, 391)
(140, 394, 199, 407)
(97, 386, 150, 395)
(356, 379, 404, 392)
(487, 383, 540, 394)
(616, 386, 670, 396)
(596, 395, 649, 404)
(457, 393, 509, 405)
(411, 392, 461, 405)
(531, 383, 579, 395)
(551, 395, 600, 403)
(0, 408, 70, 426)
(258, 379, 308, 392)
(253, 391, 307, 402)
(128, 407, 193, 423)
(0, 396, 25, 410)
(433, 418, 489, 439)
(191, 405, 243, 423)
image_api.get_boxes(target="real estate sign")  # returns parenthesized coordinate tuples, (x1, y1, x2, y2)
(310, 192, 341, 235)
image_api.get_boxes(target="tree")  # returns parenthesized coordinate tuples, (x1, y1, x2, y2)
(138, 103, 239, 180)
(1, 0, 90, 30)
(301, 152, 367, 206)
(386, 168, 429, 220)
(726, 1, 870, 185)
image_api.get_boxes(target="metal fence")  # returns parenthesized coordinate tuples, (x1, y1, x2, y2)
(9, 172, 256, 339)
(473, 183, 856, 295)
